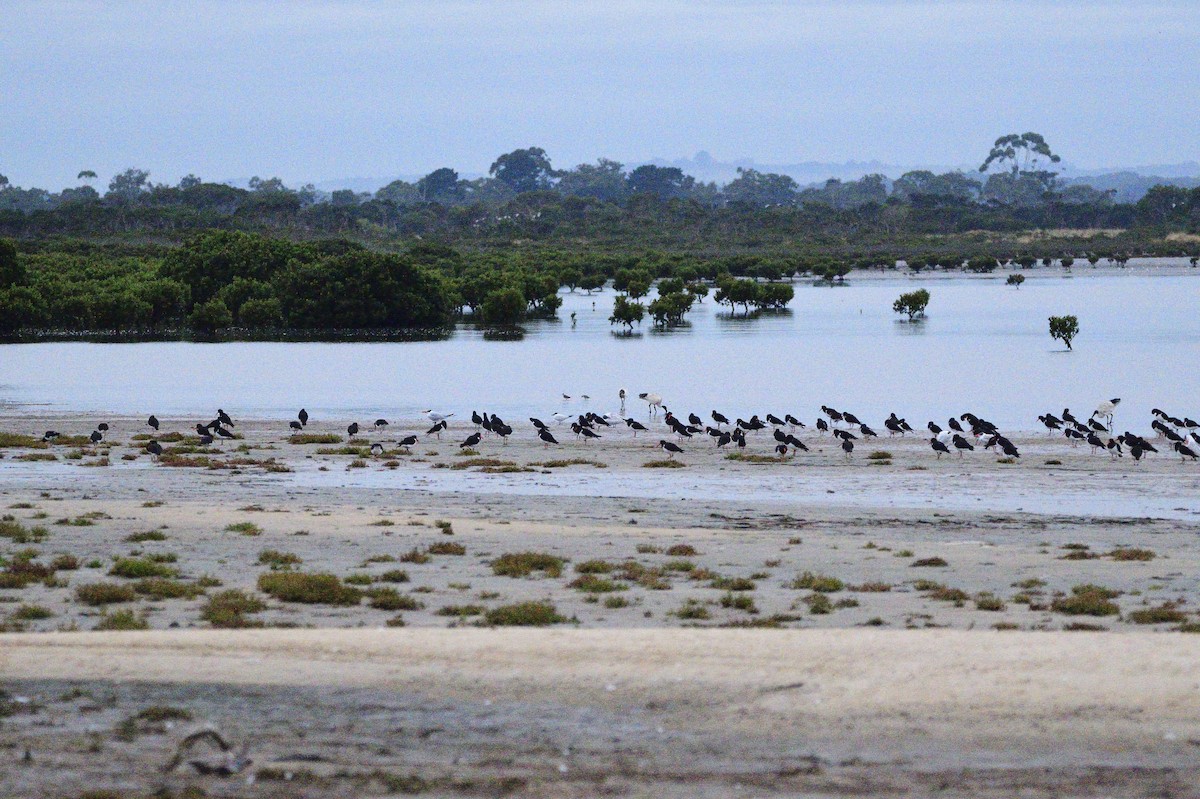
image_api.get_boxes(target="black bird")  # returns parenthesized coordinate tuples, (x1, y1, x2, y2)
(833, 429, 857, 441)
(930, 437, 950, 459)
(398, 434, 418, 451)
(89, 430, 103, 444)
(426, 420, 447, 439)
(146, 440, 163, 458)
(217, 409, 234, 428)
(374, 419, 389, 430)
(198, 434, 214, 446)
(712, 410, 730, 426)
(42, 430, 60, 442)
(948, 417, 964, 433)
(999, 439, 1020, 458)
(1086, 432, 1105, 452)
(530, 417, 547, 431)
(1106, 439, 1122, 459)
(1087, 418, 1108, 433)
(579, 426, 601, 441)
(1062, 408, 1079, 427)
(775, 443, 789, 457)
(538, 428, 559, 447)
(885, 418, 904, 436)
(859, 424, 878, 438)
(785, 414, 805, 429)
(289, 420, 302, 431)
(843, 412, 862, 426)
(773, 428, 788, 444)
(1038, 414, 1062, 432)
(841, 438, 854, 458)
(624, 418, 648, 437)
(688, 412, 704, 427)
(1064, 428, 1085, 444)
(461, 431, 481, 448)
(816, 418, 829, 434)
(347, 422, 360, 438)
(97, 423, 109, 432)
(215, 426, 235, 440)
(588, 413, 611, 427)
(147, 415, 160, 431)
(195, 423, 209, 437)
(716, 432, 732, 448)
(927, 421, 942, 435)
(494, 423, 512, 444)
(766, 413, 785, 427)
(471, 410, 484, 428)
(298, 409, 309, 427)
(659, 439, 684, 458)
(785, 434, 809, 452)
(1186, 418, 1199, 430)
(951, 434, 974, 456)
(822, 406, 843, 423)
(1175, 441, 1198, 462)
(1130, 445, 1144, 463)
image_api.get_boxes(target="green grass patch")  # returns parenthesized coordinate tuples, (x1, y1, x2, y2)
(200, 590, 266, 628)
(75, 582, 137, 606)
(484, 601, 565, 626)
(290, 433, 343, 445)
(790, 571, 844, 592)
(257, 572, 361, 605)
(226, 521, 263, 536)
(134, 578, 206, 600)
(492, 551, 565, 578)
(109, 558, 178, 579)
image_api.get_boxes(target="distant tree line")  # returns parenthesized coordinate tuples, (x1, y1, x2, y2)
(2, 139, 1199, 251)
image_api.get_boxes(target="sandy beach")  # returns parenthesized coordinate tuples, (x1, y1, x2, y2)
(2, 412, 1200, 796)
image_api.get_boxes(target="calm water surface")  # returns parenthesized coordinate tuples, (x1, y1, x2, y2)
(2, 270, 1197, 432)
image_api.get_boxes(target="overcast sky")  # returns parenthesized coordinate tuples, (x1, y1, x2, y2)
(3, 0, 1198, 188)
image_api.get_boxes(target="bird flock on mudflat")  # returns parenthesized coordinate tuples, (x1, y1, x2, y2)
(32, 393, 1200, 465)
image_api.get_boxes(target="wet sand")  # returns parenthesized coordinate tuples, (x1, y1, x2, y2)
(2, 413, 1200, 796)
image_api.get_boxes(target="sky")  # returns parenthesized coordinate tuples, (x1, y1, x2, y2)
(3, 0, 1199, 189)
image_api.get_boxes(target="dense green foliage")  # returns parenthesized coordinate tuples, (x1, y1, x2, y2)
(893, 289, 931, 320)
(1049, 315, 1080, 350)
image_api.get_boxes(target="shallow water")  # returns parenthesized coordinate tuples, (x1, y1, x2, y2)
(2, 267, 1197, 432)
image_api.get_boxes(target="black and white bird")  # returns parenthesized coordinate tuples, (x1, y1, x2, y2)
(42, 430, 60, 442)
(624, 418, 648, 436)
(658, 439, 684, 458)
(1175, 441, 1198, 462)
(841, 438, 854, 458)
(530, 417, 547, 431)
(97, 423, 109, 432)
(198, 434, 214, 446)
(146, 440, 163, 459)
(538, 428, 559, 447)
(775, 443, 789, 457)
(347, 422, 360, 438)
(461, 432, 481, 449)
(816, 418, 829, 434)
(217, 409, 234, 428)
(711, 410, 730, 426)
(289, 420, 302, 431)
(89, 430, 103, 444)
(951, 434, 974, 456)
(426, 420, 447, 439)
(785, 414, 805, 429)
(215, 426, 235, 440)
(374, 419, 389, 430)
(394, 435, 416, 452)
(147, 415, 160, 431)
(927, 421, 943, 435)
(1092, 398, 1121, 429)
(298, 408, 309, 427)
(930, 437, 950, 459)
(424, 410, 454, 424)
(370, 442, 384, 457)
(766, 413, 785, 427)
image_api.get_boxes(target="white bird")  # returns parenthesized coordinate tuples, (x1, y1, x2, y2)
(423, 410, 454, 424)
(1093, 397, 1121, 428)
(639, 392, 664, 417)
(551, 412, 570, 424)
